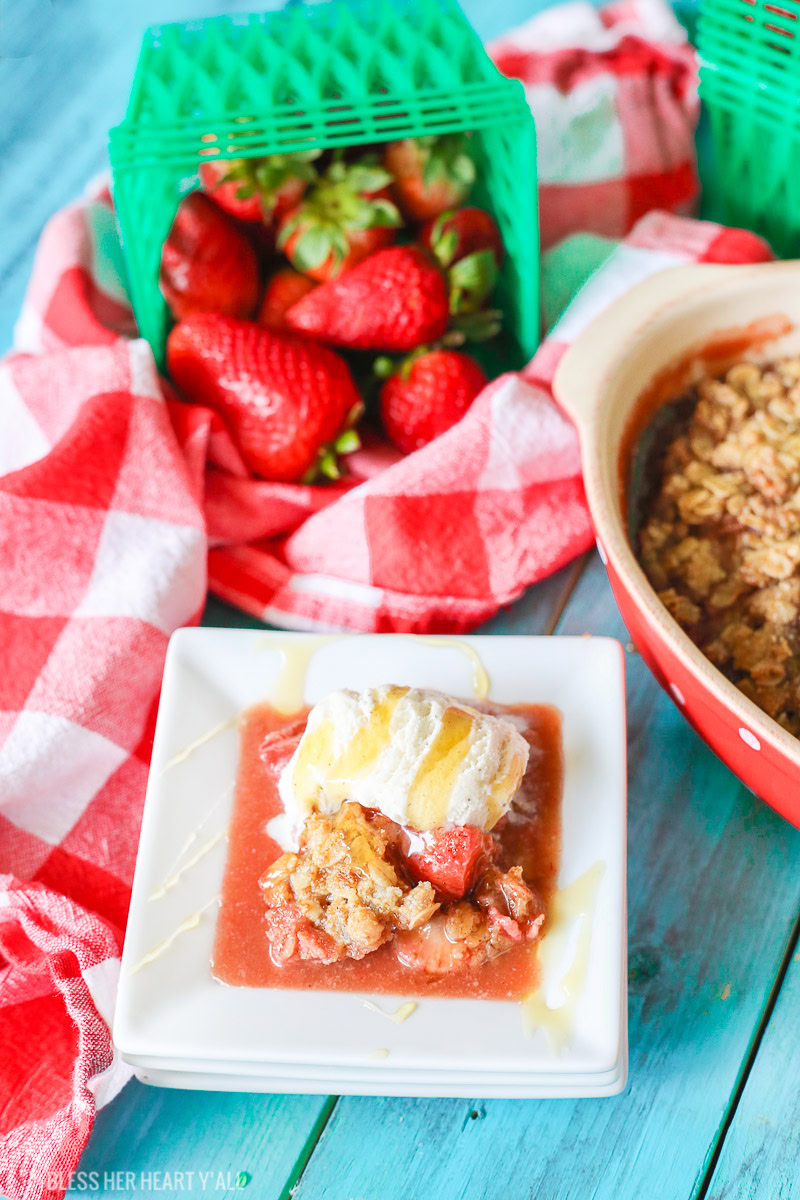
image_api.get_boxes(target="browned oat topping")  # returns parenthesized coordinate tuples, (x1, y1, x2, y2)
(638, 355, 800, 735)
(260, 803, 440, 964)
(259, 801, 544, 970)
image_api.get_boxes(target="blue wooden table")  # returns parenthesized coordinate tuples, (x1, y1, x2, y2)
(3, 2, 800, 1197)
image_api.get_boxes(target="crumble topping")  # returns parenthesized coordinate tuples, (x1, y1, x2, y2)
(638, 355, 800, 735)
(260, 800, 544, 971)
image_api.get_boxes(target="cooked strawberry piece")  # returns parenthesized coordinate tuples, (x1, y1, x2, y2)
(259, 718, 307, 784)
(264, 902, 309, 964)
(395, 912, 472, 975)
(296, 925, 342, 964)
(285, 246, 449, 352)
(159, 192, 260, 321)
(485, 906, 523, 941)
(404, 826, 494, 901)
(475, 865, 545, 938)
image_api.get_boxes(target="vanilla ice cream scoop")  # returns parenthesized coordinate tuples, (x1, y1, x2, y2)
(277, 686, 528, 842)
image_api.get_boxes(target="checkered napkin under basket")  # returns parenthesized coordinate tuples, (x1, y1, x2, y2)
(0, 17, 774, 1200)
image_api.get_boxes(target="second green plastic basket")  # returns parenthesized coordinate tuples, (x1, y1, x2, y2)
(698, 0, 800, 255)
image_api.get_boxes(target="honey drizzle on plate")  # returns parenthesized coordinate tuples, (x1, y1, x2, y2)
(149, 829, 227, 901)
(129, 894, 220, 975)
(521, 862, 606, 1048)
(161, 716, 238, 774)
(408, 635, 491, 700)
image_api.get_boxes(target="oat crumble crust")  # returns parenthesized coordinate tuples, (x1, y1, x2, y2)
(260, 801, 543, 969)
(638, 355, 800, 735)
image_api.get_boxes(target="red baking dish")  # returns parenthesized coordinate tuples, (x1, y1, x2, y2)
(553, 261, 800, 827)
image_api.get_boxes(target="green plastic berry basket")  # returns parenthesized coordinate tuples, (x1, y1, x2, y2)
(109, 0, 539, 371)
(698, 0, 800, 255)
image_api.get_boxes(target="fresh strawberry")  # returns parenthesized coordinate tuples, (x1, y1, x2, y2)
(383, 135, 475, 221)
(378, 349, 487, 453)
(421, 206, 503, 312)
(159, 192, 260, 321)
(166, 314, 362, 483)
(421, 207, 503, 268)
(258, 269, 318, 330)
(277, 157, 402, 281)
(403, 826, 494, 901)
(285, 246, 449, 351)
(199, 150, 320, 224)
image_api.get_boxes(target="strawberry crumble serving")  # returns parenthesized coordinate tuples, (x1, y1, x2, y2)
(213, 687, 562, 1000)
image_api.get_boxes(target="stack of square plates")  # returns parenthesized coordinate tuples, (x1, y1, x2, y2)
(115, 632, 628, 1098)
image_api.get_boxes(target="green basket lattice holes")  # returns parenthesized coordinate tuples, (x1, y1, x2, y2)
(699, 0, 800, 255)
(109, 0, 539, 370)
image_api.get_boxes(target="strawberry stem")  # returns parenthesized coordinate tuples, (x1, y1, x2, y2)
(300, 401, 364, 485)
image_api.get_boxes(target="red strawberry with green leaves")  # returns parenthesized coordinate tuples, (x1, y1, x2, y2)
(421, 206, 503, 312)
(167, 314, 362, 483)
(285, 245, 449, 352)
(383, 135, 476, 221)
(378, 348, 487, 453)
(199, 150, 320, 224)
(277, 157, 402, 282)
(258, 269, 318, 330)
(159, 192, 260, 321)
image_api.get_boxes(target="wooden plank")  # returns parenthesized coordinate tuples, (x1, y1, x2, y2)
(704, 934, 800, 1200)
(74, 1080, 334, 1200)
(292, 554, 800, 1200)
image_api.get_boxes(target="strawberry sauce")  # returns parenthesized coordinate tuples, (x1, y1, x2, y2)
(212, 702, 562, 1000)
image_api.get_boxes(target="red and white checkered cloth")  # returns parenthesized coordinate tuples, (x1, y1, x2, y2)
(0, 9, 773, 1194)
(490, 0, 701, 248)
(0, 174, 772, 1196)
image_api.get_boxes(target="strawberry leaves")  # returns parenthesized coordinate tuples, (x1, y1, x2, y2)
(418, 134, 476, 191)
(209, 150, 321, 214)
(301, 402, 364, 483)
(277, 155, 402, 275)
(448, 249, 499, 314)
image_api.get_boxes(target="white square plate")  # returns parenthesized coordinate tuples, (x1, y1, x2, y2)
(115, 631, 628, 1097)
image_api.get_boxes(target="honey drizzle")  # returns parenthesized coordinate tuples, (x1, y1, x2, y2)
(362, 999, 418, 1023)
(129, 894, 220, 975)
(521, 862, 606, 1047)
(161, 716, 238, 774)
(405, 706, 475, 830)
(149, 829, 227, 901)
(258, 635, 339, 713)
(407, 636, 491, 700)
